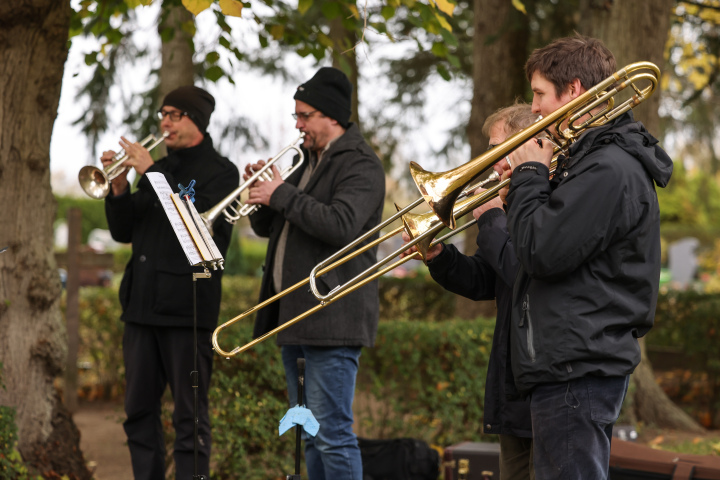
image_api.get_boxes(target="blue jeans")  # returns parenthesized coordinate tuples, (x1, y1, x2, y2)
(282, 345, 363, 480)
(530, 375, 629, 480)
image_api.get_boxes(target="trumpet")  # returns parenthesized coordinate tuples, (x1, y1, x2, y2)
(200, 133, 305, 235)
(411, 61, 660, 229)
(78, 132, 169, 199)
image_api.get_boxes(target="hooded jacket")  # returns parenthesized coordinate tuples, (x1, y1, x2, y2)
(427, 208, 531, 438)
(505, 111, 673, 396)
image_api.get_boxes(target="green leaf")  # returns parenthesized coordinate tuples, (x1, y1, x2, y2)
(159, 26, 175, 43)
(84, 52, 98, 66)
(431, 42, 448, 57)
(298, 0, 312, 15)
(204, 65, 224, 82)
(440, 28, 458, 47)
(447, 53, 460, 68)
(381, 5, 395, 20)
(258, 33, 269, 49)
(321, 2, 342, 20)
(205, 51, 220, 64)
(436, 64, 451, 81)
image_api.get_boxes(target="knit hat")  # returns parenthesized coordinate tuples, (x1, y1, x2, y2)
(161, 86, 215, 133)
(293, 67, 352, 128)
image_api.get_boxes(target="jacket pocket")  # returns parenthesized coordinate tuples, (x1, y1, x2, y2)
(519, 293, 536, 363)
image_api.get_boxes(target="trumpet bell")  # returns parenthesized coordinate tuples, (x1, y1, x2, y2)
(78, 165, 111, 199)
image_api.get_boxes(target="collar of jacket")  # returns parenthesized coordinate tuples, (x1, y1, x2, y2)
(320, 122, 364, 158)
(164, 134, 216, 169)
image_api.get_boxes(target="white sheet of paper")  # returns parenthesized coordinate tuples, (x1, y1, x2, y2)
(146, 172, 203, 266)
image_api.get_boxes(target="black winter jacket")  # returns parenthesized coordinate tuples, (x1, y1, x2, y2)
(105, 135, 240, 330)
(505, 111, 673, 396)
(427, 208, 531, 438)
(249, 124, 386, 347)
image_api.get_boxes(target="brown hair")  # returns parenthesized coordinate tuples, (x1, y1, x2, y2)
(525, 33, 616, 98)
(482, 101, 537, 138)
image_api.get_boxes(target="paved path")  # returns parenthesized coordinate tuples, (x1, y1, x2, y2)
(74, 401, 132, 480)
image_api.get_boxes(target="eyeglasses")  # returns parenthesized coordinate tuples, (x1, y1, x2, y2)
(292, 110, 320, 121)
(157, 109, 190, 122)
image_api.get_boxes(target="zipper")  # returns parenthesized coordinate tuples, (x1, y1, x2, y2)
(521, 294, 536, 363)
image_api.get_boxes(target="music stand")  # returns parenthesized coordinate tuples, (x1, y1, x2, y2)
(146, 173, 224, 479)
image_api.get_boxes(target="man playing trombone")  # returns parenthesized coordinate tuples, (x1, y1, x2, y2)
(102, 85, 239, 480)
(499, 35, 673, 479)
(243, 67, 385, 480)
(402, 102, 538, 480)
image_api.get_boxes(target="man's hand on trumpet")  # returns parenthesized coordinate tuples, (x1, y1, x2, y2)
(498, 137, 552, 204)
(244, 160, 284, 207)
(400, 231, 443, 261)
(472, 187, 504, 220)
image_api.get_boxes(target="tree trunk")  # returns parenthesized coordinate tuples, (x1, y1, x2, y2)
(0, 1, 91, 478)
(157, 1, 196, 157)
(159, 1, 195, 99)
(578, 0, 703, 432)
(329, 7, 360, 129)
(577, 0, 671, 135)
(455, 0, 529, 319)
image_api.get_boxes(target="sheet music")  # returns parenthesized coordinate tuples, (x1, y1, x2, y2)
(146, 172, 203, 266)
(185, 196, 224, 261)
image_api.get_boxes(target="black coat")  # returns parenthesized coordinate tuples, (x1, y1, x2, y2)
(249, 124, 386, 347)
(505, 111, 673, 396)
(427, 208, 531, 438)
(105, 135, 240, 330)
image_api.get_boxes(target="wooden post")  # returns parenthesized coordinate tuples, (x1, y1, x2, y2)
(64, 208, 81, 413)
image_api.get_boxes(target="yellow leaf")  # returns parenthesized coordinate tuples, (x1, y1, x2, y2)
(219, 0, 243, 17)
(435, 12, 452, 32)
(124, 0, 153, 8)
(431, 0, 455, 16)
(512, 0, 527, 14)
(269, 24, 284, 41)
(348, 4, 359, 19)
(182, 0, 212, 16)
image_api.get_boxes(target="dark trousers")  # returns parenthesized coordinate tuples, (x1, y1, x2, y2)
(530, 375, 629, 480)
(123, 323, 213, 480)
(499, 434, 534, 480)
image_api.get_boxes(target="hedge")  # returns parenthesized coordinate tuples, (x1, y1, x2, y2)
(63, 279, 720, 477)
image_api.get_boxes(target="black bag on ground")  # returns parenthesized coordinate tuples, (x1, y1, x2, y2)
(359, 437, 439, 480)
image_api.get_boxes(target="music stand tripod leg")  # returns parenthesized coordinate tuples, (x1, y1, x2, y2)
(193, 269, 212, 480)
(286, 358, 305, 480)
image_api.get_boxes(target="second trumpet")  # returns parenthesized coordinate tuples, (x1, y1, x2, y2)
(200, 133, 305, 235)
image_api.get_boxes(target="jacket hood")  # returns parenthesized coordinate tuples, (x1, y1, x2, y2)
(568, 111, 673, 188)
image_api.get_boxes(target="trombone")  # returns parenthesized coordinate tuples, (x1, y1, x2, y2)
(211, 176, 509, 358)
(199, 133, 305, 235)
(411, 61, 660, 229)
(212, 61, 660, 358)
(309, 61, 659, 302)
(78, 132, 169, 199)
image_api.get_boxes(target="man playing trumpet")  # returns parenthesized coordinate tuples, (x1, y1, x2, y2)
(102, 85, 239, 480)
(243, 67, 385, 480)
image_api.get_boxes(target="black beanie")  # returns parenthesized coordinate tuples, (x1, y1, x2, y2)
(293, 67, 352, 128)
(162, 86, 215, 133)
